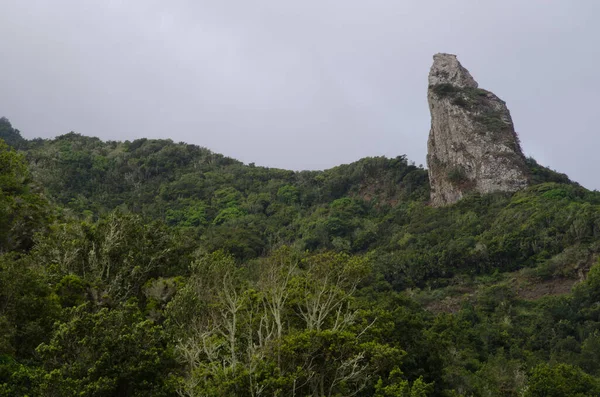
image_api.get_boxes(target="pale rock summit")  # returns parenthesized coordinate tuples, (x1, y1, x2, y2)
(428, 53, 478, 88)
(426, 53, 529, 206)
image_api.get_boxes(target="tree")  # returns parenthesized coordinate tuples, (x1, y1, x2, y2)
(0, 118, 25, 148)
(525, 363, 600, 397)
(0, 254, 60, 360)
(0, 139, 51, 252)
(36, 302, 179, 396)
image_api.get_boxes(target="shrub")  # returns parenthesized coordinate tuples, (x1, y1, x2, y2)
(431, 83, 460, 97)
(447, 167, 469, 186)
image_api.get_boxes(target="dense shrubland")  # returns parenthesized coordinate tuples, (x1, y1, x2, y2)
(1, 117, 600, 396)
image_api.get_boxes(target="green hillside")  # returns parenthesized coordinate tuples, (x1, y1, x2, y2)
(1, 117, 600, 396)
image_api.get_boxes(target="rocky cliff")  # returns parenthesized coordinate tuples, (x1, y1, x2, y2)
(426, 53, 529, 206)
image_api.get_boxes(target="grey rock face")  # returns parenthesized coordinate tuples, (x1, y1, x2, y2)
(426, 53, 529, 206)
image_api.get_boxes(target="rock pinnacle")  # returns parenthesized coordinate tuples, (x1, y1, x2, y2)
(426, 53, 529, 206)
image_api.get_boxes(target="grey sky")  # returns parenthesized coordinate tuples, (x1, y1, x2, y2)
(1, 1, 599, 189)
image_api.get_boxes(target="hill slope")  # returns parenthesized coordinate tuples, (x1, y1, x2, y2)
(1, 119, 599, 396)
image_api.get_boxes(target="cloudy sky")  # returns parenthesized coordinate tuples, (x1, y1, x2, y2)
(1, 1, 599, 189)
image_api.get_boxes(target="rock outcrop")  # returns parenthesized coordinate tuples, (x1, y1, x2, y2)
(426, 53, 529, 206)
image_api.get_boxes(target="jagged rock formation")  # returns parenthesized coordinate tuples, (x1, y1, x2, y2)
(426, 53, 529, 206)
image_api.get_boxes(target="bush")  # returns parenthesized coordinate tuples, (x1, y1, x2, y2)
(431, 83, 460, 97)
(447, 166, 469, 186)
(525, 363, 600, 397)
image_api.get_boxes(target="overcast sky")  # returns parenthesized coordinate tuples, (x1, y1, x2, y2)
(1, 1, 599, 189)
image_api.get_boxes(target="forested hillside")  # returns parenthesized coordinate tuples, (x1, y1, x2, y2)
(2, 116, 600, 396)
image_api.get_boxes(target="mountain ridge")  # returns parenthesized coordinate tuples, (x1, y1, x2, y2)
(3, 112, 600, 395)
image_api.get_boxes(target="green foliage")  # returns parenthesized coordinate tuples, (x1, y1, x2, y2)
(430, 85, 513, 136)
(0, 118, 25, 149)
(525, 363, 600, 397)
(3, 119, 600, 395)
(430, 84, 489, 111)
(213, 206, 246, 225)
(446, 166, 470, 187)
(36, 302, 178, 396)
(430, 83, 461, 97)
(375, 368, 434, 397)
(0, 139, 52, 252)
(55, 274, 88, 307)
(31, 211, 193, 302)
(166, 250, 401, 396)
(526, 156, 574, 185)
(0, 139, 29, 194)
(165, 199, 207, 227)
(277, 184, 299, 204)
(452, 87, 489, 109)
(0, 254, 60, 359)
(473, 110, 511, 133)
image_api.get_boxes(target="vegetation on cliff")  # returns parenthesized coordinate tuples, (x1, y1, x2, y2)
(427, 54, 529, 206)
